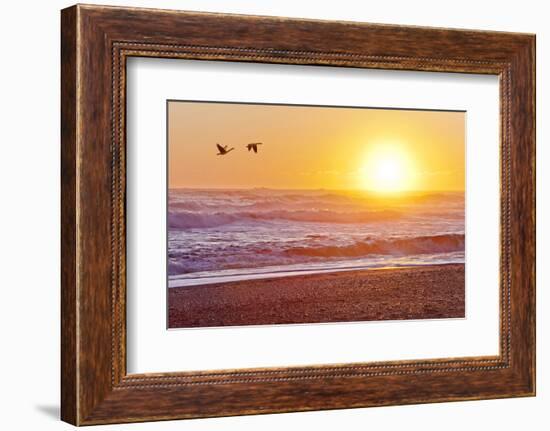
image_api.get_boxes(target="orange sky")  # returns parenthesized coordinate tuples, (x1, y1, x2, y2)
(168, 101, 465, 192)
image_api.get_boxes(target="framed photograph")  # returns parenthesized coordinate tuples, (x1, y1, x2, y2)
(166, 101, 467, 329)
(61, 4, 535, 425)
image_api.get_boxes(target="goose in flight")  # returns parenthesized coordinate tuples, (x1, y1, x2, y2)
(216, 143, 234, 155)
(246, 142, 263, 153)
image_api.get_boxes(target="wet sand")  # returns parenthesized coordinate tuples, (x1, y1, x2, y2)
(168, 263, 465, 328)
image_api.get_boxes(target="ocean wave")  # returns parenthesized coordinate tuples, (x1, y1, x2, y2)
(167, 189, 465, 276)
(168, 209, 403, 229)
(284, 234, 464, 258)
(167, 233, 465, 275)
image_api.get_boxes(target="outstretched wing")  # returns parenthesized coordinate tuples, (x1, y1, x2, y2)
(253, 145, 258, 153)
(216, 143, 225, 153)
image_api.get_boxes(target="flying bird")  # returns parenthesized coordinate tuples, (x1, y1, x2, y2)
(246, 142, 263, 153)
(216, 143, 234, 155)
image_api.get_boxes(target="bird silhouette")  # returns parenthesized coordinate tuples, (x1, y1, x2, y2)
(216, 143, 234, 155)
(246, 142, 263, 153)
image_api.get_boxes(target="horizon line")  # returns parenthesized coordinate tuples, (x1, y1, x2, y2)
(167, 186, 465, 193)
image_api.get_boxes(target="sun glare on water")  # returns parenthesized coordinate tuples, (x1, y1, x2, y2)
(360, 144, 416, 193)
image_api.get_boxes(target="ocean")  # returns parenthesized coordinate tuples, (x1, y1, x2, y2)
(168, 188, 465, 287)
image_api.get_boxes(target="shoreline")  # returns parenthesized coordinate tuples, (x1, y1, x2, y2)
(168, 263, 465, 328)
(169, 261, 464, 288)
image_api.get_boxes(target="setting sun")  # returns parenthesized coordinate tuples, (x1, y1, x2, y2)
(360, 145, 416, 192)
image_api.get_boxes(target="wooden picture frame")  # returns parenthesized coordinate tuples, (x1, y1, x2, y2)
(61, 4, 535, 425)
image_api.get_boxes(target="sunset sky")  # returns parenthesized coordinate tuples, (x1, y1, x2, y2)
(168, 101, 465, 192)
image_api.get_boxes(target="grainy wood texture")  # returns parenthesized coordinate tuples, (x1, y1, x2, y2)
(61, 4, 535, 425)
(60, 5, 78, 425)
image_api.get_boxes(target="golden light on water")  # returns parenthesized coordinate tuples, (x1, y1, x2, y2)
(360, 144, 416, 193)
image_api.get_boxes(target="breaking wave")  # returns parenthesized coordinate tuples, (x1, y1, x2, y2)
(284, 234, 464, 258)
(168, 209, 403, 229)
